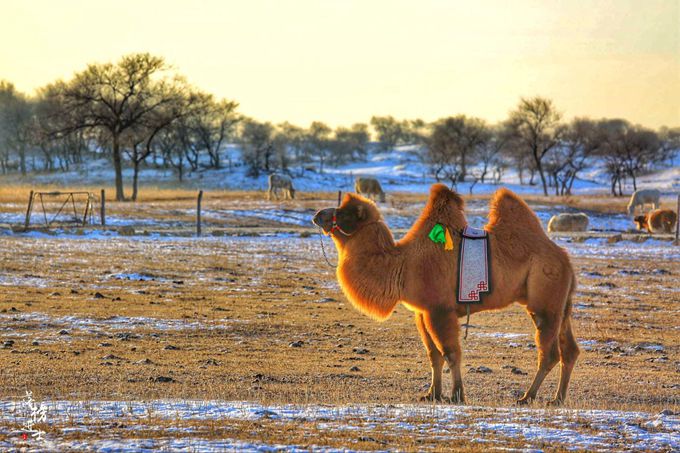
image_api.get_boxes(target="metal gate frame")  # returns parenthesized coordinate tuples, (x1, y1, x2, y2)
(24, 191, 97, 228)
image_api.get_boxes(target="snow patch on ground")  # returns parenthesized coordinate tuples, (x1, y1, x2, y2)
(204, 208, 315, 227)
(0, 400, 676, 452)
(556, 238, 680, 260)
(0, 312, 241, 333)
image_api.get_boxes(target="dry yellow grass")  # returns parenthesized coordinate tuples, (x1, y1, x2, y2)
(0, 187, 677, 450)
(0, 233, 677, 407)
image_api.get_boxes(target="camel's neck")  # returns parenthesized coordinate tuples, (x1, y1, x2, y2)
(335, 223, 403, 321)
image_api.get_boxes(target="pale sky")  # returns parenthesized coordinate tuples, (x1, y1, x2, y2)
(1, 0, 679, 128)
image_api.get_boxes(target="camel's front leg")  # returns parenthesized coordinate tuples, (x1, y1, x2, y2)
(423, 309, 465, 403)
(415, 313, 444, 401)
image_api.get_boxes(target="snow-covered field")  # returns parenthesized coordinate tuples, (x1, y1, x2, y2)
(0, 148, 677, 452)
(0, 399, 677, 452)
(0, 231, 676, 451)
(23, 145, 680, 196)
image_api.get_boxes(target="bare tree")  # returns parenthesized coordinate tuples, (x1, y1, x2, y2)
(304, 121, 332, 173)
(44, 53, 178, 200)
(552, 118, 600, 195)
(595, 119, 661, 195)
(190, 97, 240, 169)
(426, 115, 489, 185)
(658, 126, 680, 166)
(370, 116, 408, 151)
(621, 126, 660, 191)
(595, 119, 631, 196)
(403, 118, 428, 145)
(34, 85, 94, 172)
(156, 125, 186, 181)
(472, 124, 508, 185)
(330, 123, 370, 166)
(506, 97, 564, 196)
(0, 81, 33, 175)
(278, 122, 306, 176)
(240, 119, 276, 177)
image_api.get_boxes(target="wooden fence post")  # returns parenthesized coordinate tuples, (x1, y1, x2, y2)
(674, 193, 679, 246)
(24, 190, 34, 229)
(197, 190, 203, 237)
(100, 189, 106, 226)
(337, 190, 342, 207)
(82, 196, 90, 226)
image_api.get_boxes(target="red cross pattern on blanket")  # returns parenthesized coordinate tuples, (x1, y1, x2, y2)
(467, 290, 479, 301)
(477, 281, 488, 291)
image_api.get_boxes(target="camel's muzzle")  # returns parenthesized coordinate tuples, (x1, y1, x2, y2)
(312, 208, 334, 234)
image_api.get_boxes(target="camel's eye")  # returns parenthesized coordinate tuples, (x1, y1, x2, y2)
(335, 205, 364, 233)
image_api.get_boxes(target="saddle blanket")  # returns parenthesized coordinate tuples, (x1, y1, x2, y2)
(457, 226, 491, 304)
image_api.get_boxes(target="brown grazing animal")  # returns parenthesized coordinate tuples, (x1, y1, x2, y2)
(634, 209, 677, 234)
(267, 174, 295, 200)
(313, 184, 579, 405)
(355, 177, 386, 203)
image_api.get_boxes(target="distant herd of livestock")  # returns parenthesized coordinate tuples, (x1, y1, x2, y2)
(548, 188, 677, 234)
(267, 175, 677, 235)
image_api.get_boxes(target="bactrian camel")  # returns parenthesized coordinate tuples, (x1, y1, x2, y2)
(313, 184, 579, 405)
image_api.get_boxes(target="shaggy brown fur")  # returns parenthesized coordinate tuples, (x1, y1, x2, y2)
(313, 184, 579, 405)
(634, 209, 677, 234)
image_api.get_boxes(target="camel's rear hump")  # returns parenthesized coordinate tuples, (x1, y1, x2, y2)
(486, 188, 546, 237)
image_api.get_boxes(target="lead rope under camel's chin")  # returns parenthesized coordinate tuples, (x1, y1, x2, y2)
(318, 228, 337, 268)
(318, 190, 342, 269)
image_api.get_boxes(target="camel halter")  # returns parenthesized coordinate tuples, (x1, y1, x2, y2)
(317, 191, 384, 268)
(319, 210, 384, 268)
(318, 192, 344, 268)
(329, 208, 354, 236)
(318, 209, 345, 268)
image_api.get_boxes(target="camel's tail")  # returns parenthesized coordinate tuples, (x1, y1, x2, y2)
(564, 272, 576, 320)
(486, 188, 546, 236)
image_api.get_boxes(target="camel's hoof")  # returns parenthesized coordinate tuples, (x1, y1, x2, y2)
(546, 398, 563, 407)
(516, 396, 533, 406)
(419, 393, 443, 403)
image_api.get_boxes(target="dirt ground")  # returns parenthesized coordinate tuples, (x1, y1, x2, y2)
(0, 188, 677, 451)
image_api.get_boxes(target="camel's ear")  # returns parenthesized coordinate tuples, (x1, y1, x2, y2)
(356, 204, 366, 221)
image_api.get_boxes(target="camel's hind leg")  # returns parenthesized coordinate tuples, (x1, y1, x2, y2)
(550, 310, 580, 405)
(415, 313, 444, 401)
(517, 308, 562, 405)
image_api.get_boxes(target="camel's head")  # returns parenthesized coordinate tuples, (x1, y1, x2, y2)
(312, 193, 382, 240)
(634, 215, 648, 231)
